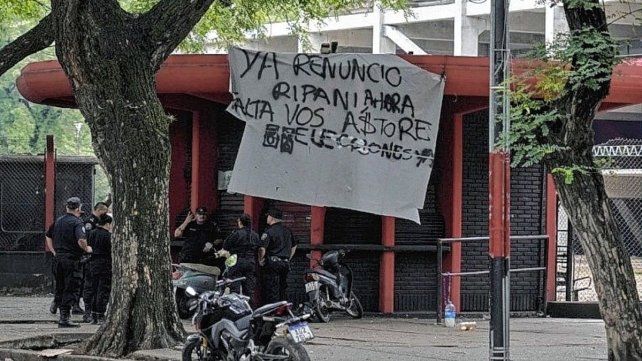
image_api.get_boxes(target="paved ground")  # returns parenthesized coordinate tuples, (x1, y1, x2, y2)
(0, 297, 608, 360)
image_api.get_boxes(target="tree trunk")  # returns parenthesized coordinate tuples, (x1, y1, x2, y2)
(50, 2, 184, 356)
(544, 2, 642, 359)
(548, 154, 642, 360)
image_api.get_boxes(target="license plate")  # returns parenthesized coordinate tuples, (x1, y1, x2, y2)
(288, 322, 314, 343)
(305, 281, 319, 293)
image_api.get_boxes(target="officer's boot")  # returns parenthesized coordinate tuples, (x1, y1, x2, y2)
(91, 312, 99, 325)
(71, 302, 84, 315)
(58, 309, 80, 328)
(49, 300, 59, 315)
(82, 307, 92, 323)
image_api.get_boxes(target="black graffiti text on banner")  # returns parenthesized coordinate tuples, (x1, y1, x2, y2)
(229, 49, 437, 168)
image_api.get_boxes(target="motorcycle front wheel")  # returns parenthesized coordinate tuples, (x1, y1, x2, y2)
(314, 288, 331, 323)
(176, 290, 192, 319)
(265, 336, 311, 361)
(345, 293, 364, 319)
(182, 335, 208, 361)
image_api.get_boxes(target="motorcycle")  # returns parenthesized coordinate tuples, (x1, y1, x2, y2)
(182, 256, 313, 361)
(172, 262, 221, 319)
(303, 250, 364, 323)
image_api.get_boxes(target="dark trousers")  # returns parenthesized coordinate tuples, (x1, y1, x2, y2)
(54, 254, 82, 311)
(227, 259, 257, 306)
(77, 262, 93, 308)
(261, 260, 289, 305)
(89, 258, 112, 314)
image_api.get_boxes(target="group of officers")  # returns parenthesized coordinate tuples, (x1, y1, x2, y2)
(46, 200, 297, 327)
(175, 207, 297, 307)
(46, 197, 112, 327)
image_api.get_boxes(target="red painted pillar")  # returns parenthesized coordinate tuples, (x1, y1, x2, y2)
(169, 118, 189, 232)
(545, 174, 558, 301)
(310, 207, 325, 267)
(190, 111, 218, 212)
(380, 216, 395, 314)
(244, 195, 264, 232)
(44, 135, 55, 252)
(190, 111, 201, 212)
(450, 114, 463, 311)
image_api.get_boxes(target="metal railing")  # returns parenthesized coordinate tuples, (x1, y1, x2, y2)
(435, 235, 549, 323)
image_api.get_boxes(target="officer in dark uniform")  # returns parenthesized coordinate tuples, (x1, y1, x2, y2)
(174, 207, 222, 266)
(221, 214, 259, 306)
(48, 197, 92, 328)
(79, 202, 109, 322)
(258, 208, 297, 305)
(87, 214, 112, 324)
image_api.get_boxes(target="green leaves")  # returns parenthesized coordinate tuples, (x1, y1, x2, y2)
(552, 165, 590, 184)
(0, 0, 48, 23)
(505, 2, 619, 184)
(0, 22, 90, 156)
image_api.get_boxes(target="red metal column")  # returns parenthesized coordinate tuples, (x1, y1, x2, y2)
(545, 174, 558, 301)
(44, 135, 55, 252)
(169, 117, 189, 232)
(244, 195, 264, 232)
(310, 207, 326, 267)
(190, 111, 201, 212)
(380, 216, 395, 314)
(450, 113, 464, 311)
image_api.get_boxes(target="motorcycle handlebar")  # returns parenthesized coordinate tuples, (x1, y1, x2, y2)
(216, 277, 246, 287)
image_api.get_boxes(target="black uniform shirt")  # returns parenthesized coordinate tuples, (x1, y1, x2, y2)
(88, 227, 111, 259)
(181, 221, 220, 261)
(83, 214, 100, 233)
(47, 213, 86, 257)
(259, 222, 297, 259)
(223, 227, 258, 261)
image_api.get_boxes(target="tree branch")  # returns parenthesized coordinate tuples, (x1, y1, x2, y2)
(140, 0, 227, 70)
(0, 14, 54, 77)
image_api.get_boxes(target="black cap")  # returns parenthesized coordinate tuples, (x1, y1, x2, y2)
(66, 197, 81, 209)
(267, 208, 283, 219)
(195, 207, 208, 215)
(97, 214, 113, 226)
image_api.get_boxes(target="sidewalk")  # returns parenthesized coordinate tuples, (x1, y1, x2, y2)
(0, 297, 608, 360)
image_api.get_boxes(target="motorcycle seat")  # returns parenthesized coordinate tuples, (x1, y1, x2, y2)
(306, 269, 336, 280)
(253, 301, 288, 317)
(179, 263, 221, 276)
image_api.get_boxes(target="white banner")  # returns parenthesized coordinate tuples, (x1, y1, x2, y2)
(226, 48, 445, 223)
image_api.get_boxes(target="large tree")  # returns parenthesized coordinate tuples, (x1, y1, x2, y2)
(0, 0, 403, 357)
(509, 0, 642, 359)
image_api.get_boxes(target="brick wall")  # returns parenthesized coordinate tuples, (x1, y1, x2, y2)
(394, 179, 444, 312)
(215, 112, 245, 235)
(460, 110, 546, 312)
(323, 208, 381, 311)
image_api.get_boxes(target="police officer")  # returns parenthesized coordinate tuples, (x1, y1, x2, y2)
(87, 214, 112, 324)
(220, 214, 259, 306)
(49, 197, 92, 328)
(174, 207, 222, 265)
(79, 202, 109, 322)
(258, 208, 297, 305)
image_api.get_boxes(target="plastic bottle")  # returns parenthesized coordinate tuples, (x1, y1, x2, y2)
(444, 300, 456, 328)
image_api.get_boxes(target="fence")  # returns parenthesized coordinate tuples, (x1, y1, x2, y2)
(557, 138, 642, 301)
(0, 148, 46, 252)
(436, 235, 549, 323)
(0, 135, 106, 253)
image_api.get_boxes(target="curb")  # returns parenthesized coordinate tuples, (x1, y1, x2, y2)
(0, 348, 125, 361)
(0, 333, 91, 350)
(0, 334, 181, 361)
(0, 320, 58, 324)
